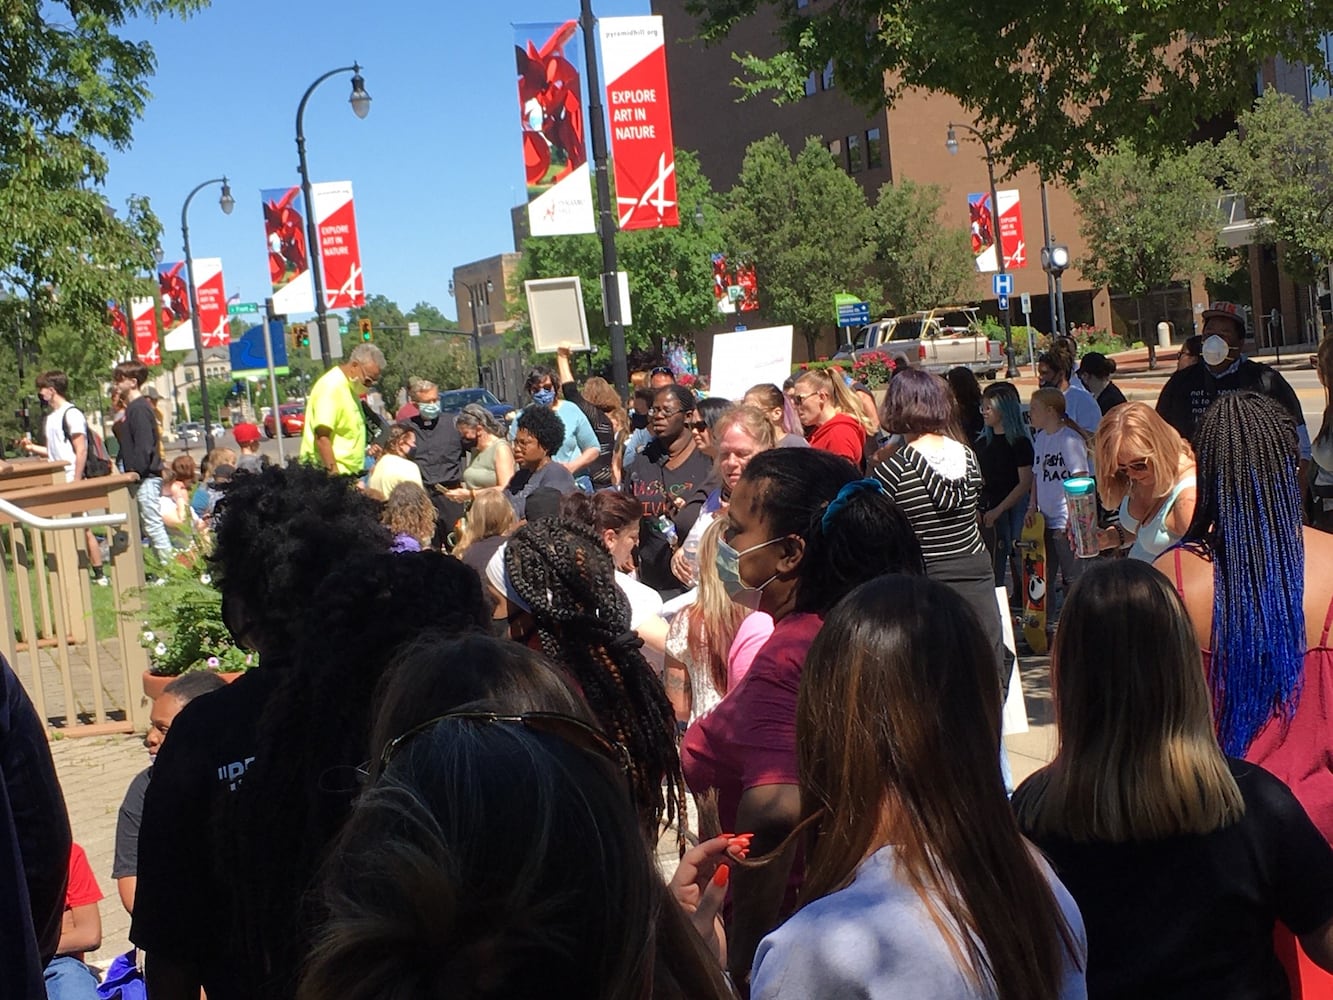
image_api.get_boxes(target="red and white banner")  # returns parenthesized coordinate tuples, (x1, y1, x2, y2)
(192, 257, 229, 349)
(599, 16, 679, 230)
(131, 297, 161, 366)
(262, 185, 316, 315)
(310, 180, 366, 309)
(969, 189, 1027, 273)
(157, 260, 192, 350)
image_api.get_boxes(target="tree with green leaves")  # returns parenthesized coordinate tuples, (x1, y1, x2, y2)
(1223, 90, 1333, 289)
(725, 134, 878, 359)
(343, 294, 475, 404)
(686, 0, 1333, 179)
(0, 0, 207, 441)
(871, 178, 977, 312)
(1073, 141, 1230, 343)
(515, 149, 725, 367)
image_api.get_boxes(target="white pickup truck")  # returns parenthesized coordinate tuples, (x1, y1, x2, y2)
(836, 306, 1006, 378)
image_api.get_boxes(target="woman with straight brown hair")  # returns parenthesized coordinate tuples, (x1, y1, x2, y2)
(1015, 559, 1333, 998)
(752, 573, 1085, 999)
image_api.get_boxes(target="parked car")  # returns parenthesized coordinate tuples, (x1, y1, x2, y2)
(264, 403, 305, 438)
(176, 422, 203, 443)
(438, 388, 515, 422)
(836, 306, 1005, 378)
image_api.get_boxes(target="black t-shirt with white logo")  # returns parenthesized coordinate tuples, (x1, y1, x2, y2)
(1156, 359, 1305, 445)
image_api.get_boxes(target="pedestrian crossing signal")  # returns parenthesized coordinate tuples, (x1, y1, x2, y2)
(359, 318, 373, 341)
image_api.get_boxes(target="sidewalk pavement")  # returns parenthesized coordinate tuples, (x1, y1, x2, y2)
(53, 659, 1060, 969)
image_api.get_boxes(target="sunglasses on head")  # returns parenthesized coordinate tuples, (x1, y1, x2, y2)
(649, 366, 673, 377)
(377, 711, 631, 774)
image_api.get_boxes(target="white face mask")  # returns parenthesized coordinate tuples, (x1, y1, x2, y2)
(1202, 335, 1232, 367)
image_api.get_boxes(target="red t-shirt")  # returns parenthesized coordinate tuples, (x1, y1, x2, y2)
(807, 412, 866, 468)
(66, 844, 103, 910)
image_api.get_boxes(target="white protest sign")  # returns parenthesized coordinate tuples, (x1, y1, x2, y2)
(709, 326, 793, 402)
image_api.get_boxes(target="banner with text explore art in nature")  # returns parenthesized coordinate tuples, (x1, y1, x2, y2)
(261, 185, 316, 315)
(191, 257, 229, 349)
(310, 180, 366, 309)
(516, 21, 596, 237)
(131, 297, 161, 365)
(599, 16, 679, 230)
(968, 189, 1027, 273)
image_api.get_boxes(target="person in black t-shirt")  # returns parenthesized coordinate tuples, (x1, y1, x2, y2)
(404, 377, 468, 548)
(977, 382, 1035, 592)
(623, 384, 712, 597)
(111, 360, 173, 564)
(1075, 352, 1128, 415)
(132, 465, 392, 1000)
(1014, 560, 1333, 999)
(1156, 301, 1309, 459)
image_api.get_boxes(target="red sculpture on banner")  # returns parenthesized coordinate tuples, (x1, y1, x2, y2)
(516, 20, 586, 188)
(107, 301, 128, 339)
(158, 261, 190, 328)
(263, 186, 309, 285)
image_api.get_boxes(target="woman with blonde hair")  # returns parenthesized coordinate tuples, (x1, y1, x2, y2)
(1015, 559, 1333, 998)
(664, 518, 749, 725)
(452, 487, 517, 573)
(743, 383, 808, 449)
(1091, 402, 1195, 561)
(753, 574, 1086, 998)
(382, 482, 437, 553)
(790, 368, 874, 468)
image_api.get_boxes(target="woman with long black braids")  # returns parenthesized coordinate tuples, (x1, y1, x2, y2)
(501, 517, 686, 842)
(1159, 392, 1333, 843)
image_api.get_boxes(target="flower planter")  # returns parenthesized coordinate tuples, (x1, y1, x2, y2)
(142, 669, 242, 701)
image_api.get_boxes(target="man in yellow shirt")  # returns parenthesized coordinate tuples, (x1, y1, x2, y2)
(299, 343, 385, 476)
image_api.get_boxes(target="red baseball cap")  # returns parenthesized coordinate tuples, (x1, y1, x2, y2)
(232, 422, 261, 445)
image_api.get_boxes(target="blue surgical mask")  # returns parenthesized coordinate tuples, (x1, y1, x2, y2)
(418, 402, 441, 420)
(532, 388, 556, 406)
(715, 536, 783, 611)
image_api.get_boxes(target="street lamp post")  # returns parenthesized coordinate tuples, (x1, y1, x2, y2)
(449, 277, 491, 387)
(181, 177, 234, 443)
(947, 123, 1018, 378)
(295, 63, 371, 368)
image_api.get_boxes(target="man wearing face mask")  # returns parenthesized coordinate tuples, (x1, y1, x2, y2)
(299, 343, 386, 476)
(402, 377, 467, 549)
(1156, 301, 1310, 461)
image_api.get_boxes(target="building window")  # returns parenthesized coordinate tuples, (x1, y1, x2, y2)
(866, 128, 884, 169)
(804, 71, 817, 97)
(821, 60, 834, 90)
(826, 137, 843, 165)
(1311, 32, 1333, 101)
(846, 133, 863, 173)
(795, 0, 809, 7)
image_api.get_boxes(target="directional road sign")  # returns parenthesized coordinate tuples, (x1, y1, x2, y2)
(227, 301, 260, 315)
(992, 273, 1013, 298)
(836, 300, 871, 327)
(998, 294, 1010, 311)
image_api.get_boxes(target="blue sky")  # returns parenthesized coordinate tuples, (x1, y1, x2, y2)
(103, 0, 654, 321)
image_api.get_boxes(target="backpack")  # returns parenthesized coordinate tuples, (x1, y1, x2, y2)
(63, 407, 113, 478)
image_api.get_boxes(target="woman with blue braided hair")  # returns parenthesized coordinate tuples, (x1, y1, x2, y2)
(681, 447, 924, 989)
(1160, 391, 1333, 843)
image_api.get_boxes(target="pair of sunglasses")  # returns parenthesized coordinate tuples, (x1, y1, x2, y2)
(649, 365, 673, 377)
(688, 420, 709, 432)
(378, 711, 631, 774)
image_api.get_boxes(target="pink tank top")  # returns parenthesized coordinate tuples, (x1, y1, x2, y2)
(1174, 549, 1333, 843)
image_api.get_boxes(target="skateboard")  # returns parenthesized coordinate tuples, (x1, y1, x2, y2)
(1014, 512, 1048, 655)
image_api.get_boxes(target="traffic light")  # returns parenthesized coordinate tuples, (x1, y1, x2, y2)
(358, 318, 373, 341)
(291, 323, 309, 349)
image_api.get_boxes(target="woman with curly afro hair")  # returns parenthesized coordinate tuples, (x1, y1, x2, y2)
(502, 404, 577, 519)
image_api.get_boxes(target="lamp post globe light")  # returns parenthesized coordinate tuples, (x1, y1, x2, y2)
(1041, 243, 1071, 339)
(947, 123, 1018, 378)
(296, 63, 371, 368)
(449, 277, 491, 387)
(181, 176, 234, 442)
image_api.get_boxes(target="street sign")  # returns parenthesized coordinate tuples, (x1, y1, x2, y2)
(1020, 292, 1032, 315)
(407, 321, 421, 337)
(992, 274, 1013, 298)
(227, 301, 260, 315)
(997, 294, 1009, 311)
(836, 300, 871, 327)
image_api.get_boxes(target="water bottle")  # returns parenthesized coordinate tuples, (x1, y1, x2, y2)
(1063, 477, 1100, 559)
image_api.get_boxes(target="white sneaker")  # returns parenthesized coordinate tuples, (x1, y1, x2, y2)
(92, 575, 110, 587)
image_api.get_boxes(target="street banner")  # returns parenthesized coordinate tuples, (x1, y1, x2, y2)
(157, 260, 193, 350)
(192, 257, 229, 349)
(516, 21, 596, 237)
(261, 185, 316, 315)
(131, 297, 161, 366)
(107, 301, 128, 340)
(310, 180, 366, 309)
(711, 253, 759, 314)
(969, 189, 1027, 272)
(599, 16, 679, 230)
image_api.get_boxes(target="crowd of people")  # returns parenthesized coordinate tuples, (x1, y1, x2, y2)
(6, 302, 1333, 999)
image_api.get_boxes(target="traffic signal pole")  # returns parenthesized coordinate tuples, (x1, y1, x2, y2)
(262, 296, 287, 466)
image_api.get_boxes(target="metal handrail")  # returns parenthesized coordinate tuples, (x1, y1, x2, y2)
(0, 496, 127, 530)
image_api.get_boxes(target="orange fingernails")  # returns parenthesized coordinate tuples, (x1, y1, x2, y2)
(712, 864, 731, 887)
